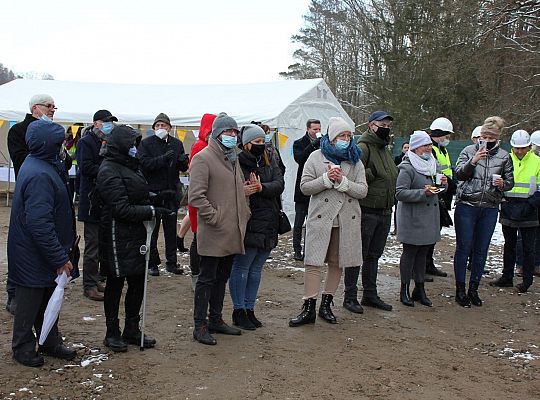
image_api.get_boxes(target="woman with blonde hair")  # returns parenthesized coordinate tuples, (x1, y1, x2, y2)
(453, 116, 514, 307)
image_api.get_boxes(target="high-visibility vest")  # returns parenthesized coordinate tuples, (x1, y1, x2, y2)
(505, 150, 540, 199)
(433, 145, 453, 178)
(67, 144, 77, 166)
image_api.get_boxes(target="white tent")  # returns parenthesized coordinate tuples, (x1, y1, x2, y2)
(0, 78, 354, 215)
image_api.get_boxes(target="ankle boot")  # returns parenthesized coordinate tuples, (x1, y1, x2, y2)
(455, 282, 471, 307)
(400, 283, 414, 307)
(232, 309, 256, 330)
(411, 282, 432, 307)
(104, 319, 128, 352)
(122, 317, 156, 348)
(177, 235, 188, 252)
(516, 280, 532, 293)
(318, 294, 337, 324)
(289, 298, 316, 327)
(468, 281, 483, 306)
(246, 309, 263, 328)
(193, 324, 217, 345)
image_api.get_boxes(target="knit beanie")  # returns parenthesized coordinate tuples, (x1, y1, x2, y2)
(241, 124, 265, 145)
(328, 117, 352, 141)
(152, 113, 171, 129)
(211, 112, 238, 139)
(409, 130, 432, 150)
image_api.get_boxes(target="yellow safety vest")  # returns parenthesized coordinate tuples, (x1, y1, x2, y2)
(67, 144, 77, 166)
(505, 150, 540, 198)
(433, 145, 453, 178)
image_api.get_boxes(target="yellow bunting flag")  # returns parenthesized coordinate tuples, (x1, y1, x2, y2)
(0, 120, 4, 128)
(177, 129, 187, 142)
(278, 131, 288, 150)
(70, 125, 81, 138)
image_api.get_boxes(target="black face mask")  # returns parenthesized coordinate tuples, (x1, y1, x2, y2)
(486, 141, 497, 150)
(250, 143, 266, 157)
(375, 126, 390, 140)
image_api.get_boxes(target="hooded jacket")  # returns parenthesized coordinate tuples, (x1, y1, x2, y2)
(97, 126, 154, 278)
(77, 127, 104, 222)
(455, 143, 514, 208)
(357, 130, 398, 213)
(8, 120, 73, 288)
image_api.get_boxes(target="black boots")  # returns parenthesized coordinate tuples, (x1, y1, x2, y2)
(208, 319, 242, 335)
(411, 282, 432, 307)
(246, 309, 263, 328)
(318, 294, 337, 324)
(177, 235, 188, 252)
(400, 283, 414, 307)
(516, 279, 532, 293)
(426, 264, 448, 277)
(193, 324, 217, 345)
(122, 317, 156, 348)
(489, 276, 513, 287)
(455, 282, 471, 308)
(165, 263, 184, 275)
(104, 319, 128, 352)
(13, 351, 44, 367)
(232, 309, 256, 330)
(289, 298, 316, 327)
(468, 281, 483, 306)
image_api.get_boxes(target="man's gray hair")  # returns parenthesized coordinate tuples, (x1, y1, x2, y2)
(28, 94, 54, 112)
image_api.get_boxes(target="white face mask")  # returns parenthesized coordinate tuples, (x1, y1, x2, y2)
(155, 128, 168, 139)
(316, 132, 322, 138)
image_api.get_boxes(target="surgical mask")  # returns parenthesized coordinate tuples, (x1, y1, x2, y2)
(335, 139, 350, 151)
(479, 140, 498, 151)
(264, 134, 272, 143)
(155, 128, 168, 140)
(375, 126, 390, 140)
(101, 122, 114, 135)
(533, 145, 540, 156)
(439, 139, 450, 147)
(420, 153, 431, 161)
(221, 134, 237, 149)
(128, 146, 137, 158)
(316, 132, 322, 138)
(250, 143, 266, 157)
(40, 114, 52, 122)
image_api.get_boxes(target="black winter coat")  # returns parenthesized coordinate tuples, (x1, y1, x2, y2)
(7, 114, 38, 178)
(137, 135, 189, 207)
(238, 151, 284, 251)
(97, 127, 153, 278)
(293, 133, 320, 203)
(76, 128, 103, 222)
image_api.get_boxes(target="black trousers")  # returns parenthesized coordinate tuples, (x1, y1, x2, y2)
(104, 274, 145, 322)
(399, 243, 429, 284)
(193, 255, 234, 328)
(189, 233, 201, 276)
(83, 221, 101, 290)
(292, 202, 309, 253)
(150, 212, 178, 268)
(12, 286, 62, 354)
(502, 225, 535, 284)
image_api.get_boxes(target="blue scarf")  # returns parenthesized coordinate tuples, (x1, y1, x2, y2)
(319, 135, 362, 165)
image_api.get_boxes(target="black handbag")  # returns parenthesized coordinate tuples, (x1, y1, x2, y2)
(278, 210, 292, 235)
(439, 198, 453, 227)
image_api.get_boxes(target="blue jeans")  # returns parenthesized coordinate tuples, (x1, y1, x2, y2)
(453, 203, 499, 283)
(229, 247, 271, 310)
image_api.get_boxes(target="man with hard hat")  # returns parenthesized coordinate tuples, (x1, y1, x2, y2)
(531, 130, 540, 156)
(490, 130, 540, 293)
(471, 126, 482, 145)
(426, 117, 456, 278)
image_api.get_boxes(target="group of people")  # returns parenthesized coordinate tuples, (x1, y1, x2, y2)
(4, 93, 539, 367)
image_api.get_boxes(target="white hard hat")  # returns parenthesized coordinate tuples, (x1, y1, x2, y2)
(471, 126, 482, 139)
(531, 130, 540, 146)
(510, 129, 531, 148)
(430, 117, 454, 134)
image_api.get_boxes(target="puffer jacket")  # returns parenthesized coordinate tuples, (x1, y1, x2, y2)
(238, 150, 284, 251)
(455, 144, 514, 208)
(97, 126, 153, 278)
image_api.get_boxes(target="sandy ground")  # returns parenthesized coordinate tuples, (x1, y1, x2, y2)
(0, 204, 539, 400)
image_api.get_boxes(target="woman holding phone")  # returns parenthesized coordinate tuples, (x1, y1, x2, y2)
(453, 116, 513, 307)
(289, 117, 368, 327)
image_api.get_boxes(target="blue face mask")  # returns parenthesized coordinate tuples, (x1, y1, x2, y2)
(40, 114, 52, 122)
(420, 153, 431, 161)
(265, 134, 272, 144)
(335, 139, 350, 151)
(100, 121, 114, 135)
(221, 134, 237, 149)
(440, 139, 450, 147)
(128, 146, 137, 158)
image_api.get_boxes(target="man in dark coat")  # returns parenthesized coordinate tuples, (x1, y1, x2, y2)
(138, 113, 189, 276)
(6, 94, 70, 314)
(77, 110, 118, 301)
(292, 119, 321, 261)
(8, 120, 76, 367)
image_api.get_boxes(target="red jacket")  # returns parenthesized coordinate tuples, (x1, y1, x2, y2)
(188, 113, 216, 233)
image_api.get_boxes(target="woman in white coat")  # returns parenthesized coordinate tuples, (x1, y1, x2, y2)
(289, 117, 368, 327)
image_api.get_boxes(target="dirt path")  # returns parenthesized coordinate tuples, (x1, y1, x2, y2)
(0, 205, 538, 399)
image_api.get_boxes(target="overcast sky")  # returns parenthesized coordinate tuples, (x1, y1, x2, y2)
(2, 0, 310, 84)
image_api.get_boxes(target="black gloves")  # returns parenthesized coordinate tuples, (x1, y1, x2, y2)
(154, 207, 175, 217)
(164, 149, 175, 160)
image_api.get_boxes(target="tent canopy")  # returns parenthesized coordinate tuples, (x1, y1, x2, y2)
(0, 78, 354, 215)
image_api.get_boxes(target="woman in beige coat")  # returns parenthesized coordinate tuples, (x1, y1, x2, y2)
(188, 112, 252, 345)
(289, 117, 368, 327)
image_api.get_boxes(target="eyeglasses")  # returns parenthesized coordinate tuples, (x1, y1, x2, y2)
(36, 103, 57, 110)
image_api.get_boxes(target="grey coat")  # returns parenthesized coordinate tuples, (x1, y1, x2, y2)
(455, 144, 514, 208)
(301, 150, 368, 268)
(395, 158, 442, 246)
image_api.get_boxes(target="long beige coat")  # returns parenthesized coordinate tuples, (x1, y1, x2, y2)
(188, 139, 250, 257)
(301, 150, 368, 268)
